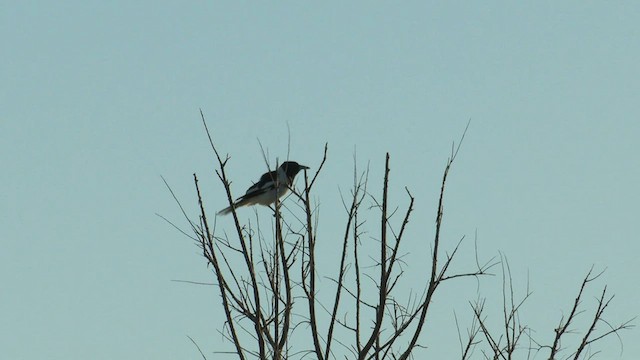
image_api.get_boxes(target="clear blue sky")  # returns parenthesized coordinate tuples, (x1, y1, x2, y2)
(2, 2, 638, 359)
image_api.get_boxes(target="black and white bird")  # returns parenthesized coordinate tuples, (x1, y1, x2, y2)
(218, 161, 309, 215)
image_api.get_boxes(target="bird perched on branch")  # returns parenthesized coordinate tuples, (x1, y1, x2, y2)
(218, 161, 309, 215)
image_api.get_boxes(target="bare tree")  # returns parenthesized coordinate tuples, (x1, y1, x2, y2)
(164, 113, 633, 359)
(463, 261, 635, 360)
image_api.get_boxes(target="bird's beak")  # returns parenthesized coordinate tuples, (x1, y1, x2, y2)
(301, 165, 310, 170)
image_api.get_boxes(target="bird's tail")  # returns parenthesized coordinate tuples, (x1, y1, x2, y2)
(217, 206, 234, 216)
(217, 197, 251, 216)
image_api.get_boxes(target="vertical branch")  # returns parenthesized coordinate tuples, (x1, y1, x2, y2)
(193, 174, 246, 360)
(302, 145, 328, 360)
(397, 122, 470, 360)
(572, 287, 610, 360)
(272, 162, 281, 359)
(353, 161, 368, 355)
(386, 187, 414, 285)
(397, 154, 461, 359)
(548, 268, 595, 359)
(273, 207, 281, 359)
(199, 111, 266, 358)
(325, 169, 365, 356)
(396, 158, 451, 360)
(354, 203, 363, 354)
(374, 189, 416, 359)
(359, 153, 391, 359)
(455, 310, 481, 360)
(274, 189, 294, 357)
(501, 258, 512, 357)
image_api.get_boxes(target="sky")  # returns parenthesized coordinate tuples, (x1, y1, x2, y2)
(2, 2, 639, 359)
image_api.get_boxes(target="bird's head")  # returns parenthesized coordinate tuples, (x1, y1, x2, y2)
(280, 161, 310, 178)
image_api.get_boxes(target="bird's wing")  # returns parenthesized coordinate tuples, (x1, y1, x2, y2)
(242, 170, 278, 197)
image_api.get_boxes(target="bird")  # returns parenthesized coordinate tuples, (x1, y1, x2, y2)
(218, 161, 309, 215)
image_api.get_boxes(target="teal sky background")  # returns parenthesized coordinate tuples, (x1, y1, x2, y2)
(2, 2, 639, 359)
